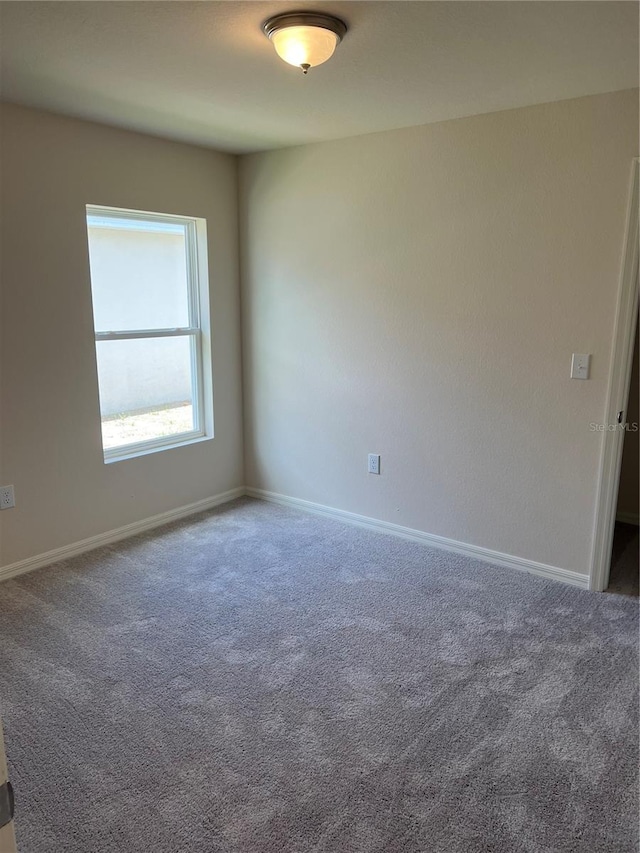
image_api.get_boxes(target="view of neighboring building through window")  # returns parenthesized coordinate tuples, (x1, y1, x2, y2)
(85, 206, 211, 461)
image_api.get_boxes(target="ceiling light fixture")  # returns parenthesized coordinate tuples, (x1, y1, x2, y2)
(262, 12, 348, 74)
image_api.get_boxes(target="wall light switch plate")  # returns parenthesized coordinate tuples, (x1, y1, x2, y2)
(571, 353, 591, 380)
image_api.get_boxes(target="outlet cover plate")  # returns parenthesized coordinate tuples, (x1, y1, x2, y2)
(0, 485, 15, 510)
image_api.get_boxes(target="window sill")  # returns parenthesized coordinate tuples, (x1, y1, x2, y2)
(104, 432, 212, 464)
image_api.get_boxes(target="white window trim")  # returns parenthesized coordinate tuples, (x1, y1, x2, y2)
(86, 205, 214, 463)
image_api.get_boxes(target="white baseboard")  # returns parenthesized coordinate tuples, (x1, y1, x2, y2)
(616, 511, 639, 526)
(0, 487, 245, 584)
(1, 484, 591, 591)
(246, 487, 590, 590)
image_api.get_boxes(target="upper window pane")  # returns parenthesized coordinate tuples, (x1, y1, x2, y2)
(86, 213, 190, 331)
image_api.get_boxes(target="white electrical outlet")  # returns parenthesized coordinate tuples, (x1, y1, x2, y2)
(0, 485, 15, 510)
(368, 454, 381, 475)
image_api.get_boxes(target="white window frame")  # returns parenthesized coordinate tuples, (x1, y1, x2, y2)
(86, 204, 213, 463)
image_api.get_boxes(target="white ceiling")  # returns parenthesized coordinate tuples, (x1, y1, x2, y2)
(0, 1, 637, 154)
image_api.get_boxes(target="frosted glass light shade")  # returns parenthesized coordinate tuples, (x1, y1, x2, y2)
(263, 13, 347, 73)
(271, 26, 338, 69)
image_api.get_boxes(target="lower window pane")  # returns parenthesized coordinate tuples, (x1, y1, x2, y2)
(96, 336, 197, 451)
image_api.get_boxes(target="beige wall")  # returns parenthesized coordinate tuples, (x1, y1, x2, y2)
(617, 320, 639, 520)
(0, 104, 243, 566)
(240, 90, 638, 577)
(2, 92, 637, 575)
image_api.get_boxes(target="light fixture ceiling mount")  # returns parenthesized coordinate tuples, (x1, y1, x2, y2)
(262, 11, 348, 74)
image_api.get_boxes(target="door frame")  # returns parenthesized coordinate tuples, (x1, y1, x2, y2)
(590, 158, 639, 592)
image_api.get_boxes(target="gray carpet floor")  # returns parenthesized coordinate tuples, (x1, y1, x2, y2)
(0, 497, 637, 853)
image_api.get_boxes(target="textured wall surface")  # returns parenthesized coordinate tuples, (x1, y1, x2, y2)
(0, 104, 243, 566)
(240, 90, 639, 577)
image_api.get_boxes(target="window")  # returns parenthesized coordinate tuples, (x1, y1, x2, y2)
(85, 205, 212, 462)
